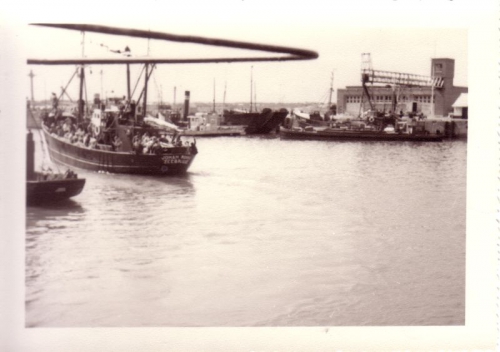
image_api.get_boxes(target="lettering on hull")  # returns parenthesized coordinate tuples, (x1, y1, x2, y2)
(161, 155, 192, 165)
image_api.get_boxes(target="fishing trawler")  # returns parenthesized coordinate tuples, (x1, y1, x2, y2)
(28, 24, 317, 174)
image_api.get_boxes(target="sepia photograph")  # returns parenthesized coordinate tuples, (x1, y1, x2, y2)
(1, 0, 497, 351)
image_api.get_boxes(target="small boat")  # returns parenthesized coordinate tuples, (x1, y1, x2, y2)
(26, 130, 85, 205)
(290, 109, 331, 128)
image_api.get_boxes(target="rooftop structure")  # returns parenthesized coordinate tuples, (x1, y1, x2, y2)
(337, 58, 468, 118)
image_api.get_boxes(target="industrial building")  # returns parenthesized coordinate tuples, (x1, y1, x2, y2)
(337, 58, 468, 118)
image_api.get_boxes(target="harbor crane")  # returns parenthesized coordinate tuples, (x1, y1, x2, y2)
(359, 53, 443, 125)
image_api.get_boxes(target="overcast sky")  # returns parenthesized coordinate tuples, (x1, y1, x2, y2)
(9, 0, 474, 106)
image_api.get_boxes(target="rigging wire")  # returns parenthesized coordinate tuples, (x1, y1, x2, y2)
(152, 67, 161, 105)
(27, 107, 62, 173)
(84, 68, 88, 114)
(131, 65, 146, 98)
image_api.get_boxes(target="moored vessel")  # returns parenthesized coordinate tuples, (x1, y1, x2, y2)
(222, 108, 288, 134)
(279, 124, 443, 142)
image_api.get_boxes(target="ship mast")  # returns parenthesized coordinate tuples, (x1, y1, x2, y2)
(173, 86, 176, 111)
(222, 81, 227, 116)
(126, 64, 131, 101)
(254, 81, 257, 112)
(143, 63, 149, 118)
(328, 71, 334, 108)
(78, 31, 85, 121)
(212, 78, 216, 113)
(250, 66, 253, 113)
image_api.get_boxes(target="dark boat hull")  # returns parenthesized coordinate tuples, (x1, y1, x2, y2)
(27, 178, 86, 205)
(224, 109, 287, 134)
(43, 128, 197, 175)
(279, 128, 443, 142)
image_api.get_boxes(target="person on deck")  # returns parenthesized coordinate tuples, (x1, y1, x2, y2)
(159, 135, 169, 145)
(112, 135, 122, 152)
(83, 133, 90, 147)
(89, 136, 98, 149)
(120, 96, 127, 111)
(150, 137, 161, 155)
(132, 132, 141, 145)
(51, 93, 58, 110)
(190, 140, 198, 154)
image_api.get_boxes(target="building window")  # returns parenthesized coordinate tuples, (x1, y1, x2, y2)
(435, 63, 443, 74)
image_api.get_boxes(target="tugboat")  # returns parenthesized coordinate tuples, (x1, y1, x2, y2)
(28, 24, 318, 174)
(26, 130, 85, 205)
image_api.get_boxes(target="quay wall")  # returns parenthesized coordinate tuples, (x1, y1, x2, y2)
(421, 118, 467, 138)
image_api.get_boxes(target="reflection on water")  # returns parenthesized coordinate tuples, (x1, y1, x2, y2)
(26, 136, 466, 327)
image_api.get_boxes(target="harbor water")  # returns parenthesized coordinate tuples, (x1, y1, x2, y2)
(25, 135, 466, 327)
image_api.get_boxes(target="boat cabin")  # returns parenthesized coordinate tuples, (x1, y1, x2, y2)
(91, 106, 121, 132)
(188, 112, 221, 131)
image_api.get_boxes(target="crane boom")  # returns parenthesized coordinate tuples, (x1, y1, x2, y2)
(361, 68, 444, 88)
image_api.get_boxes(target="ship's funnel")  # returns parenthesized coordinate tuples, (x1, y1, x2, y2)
(183, 91, 190, 121)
